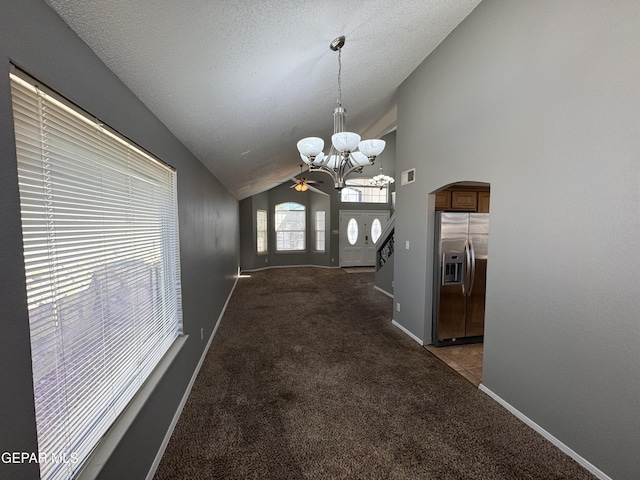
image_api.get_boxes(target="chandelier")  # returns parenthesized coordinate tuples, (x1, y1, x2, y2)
(369, 166, 395, 189)
(296, 36, 387, 190)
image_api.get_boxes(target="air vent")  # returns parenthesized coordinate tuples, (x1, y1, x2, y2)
(400, 168, 416, 186)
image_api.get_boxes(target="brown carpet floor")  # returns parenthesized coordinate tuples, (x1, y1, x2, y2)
(154, 267, 595, 480)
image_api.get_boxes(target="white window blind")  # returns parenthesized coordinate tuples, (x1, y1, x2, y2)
(315, 211, 326, 252)
(274, 202, 305, 251)
(10, 70, 183, 480)
(256, 209, 267, 254)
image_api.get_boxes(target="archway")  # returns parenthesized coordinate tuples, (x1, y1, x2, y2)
(425, 181, 490, 387)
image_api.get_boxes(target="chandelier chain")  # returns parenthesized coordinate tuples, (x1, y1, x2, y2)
(337, 47, 342, 107)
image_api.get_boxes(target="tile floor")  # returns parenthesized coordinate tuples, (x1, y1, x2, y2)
(424, 343, 484, 387)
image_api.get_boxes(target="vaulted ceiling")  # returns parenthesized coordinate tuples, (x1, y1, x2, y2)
(44, 0, 482, 199)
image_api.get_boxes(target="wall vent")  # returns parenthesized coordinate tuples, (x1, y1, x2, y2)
(400, 168, 416, 186)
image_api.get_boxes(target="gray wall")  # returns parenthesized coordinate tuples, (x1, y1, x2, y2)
(0, 1, 239, 479)
(240, 131, 396, 270)
(394, 1, 640, 478)
(239, 194, 258, 270)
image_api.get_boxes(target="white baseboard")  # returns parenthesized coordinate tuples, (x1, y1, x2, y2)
(146, 275, 240, 480)
(391, 320, 424, 346)
(241, 264, 338, 273)
(374, 285, 393, 298)
(478, 385, 612, 480)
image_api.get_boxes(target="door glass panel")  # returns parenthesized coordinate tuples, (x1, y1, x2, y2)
(371, 218, 382, 243)
(347, 218, 358, 245)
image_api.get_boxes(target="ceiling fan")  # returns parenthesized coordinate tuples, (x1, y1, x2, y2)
(290, 165, 325, 194)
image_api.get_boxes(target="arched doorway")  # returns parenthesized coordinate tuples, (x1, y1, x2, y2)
(425, 181, 490, 387)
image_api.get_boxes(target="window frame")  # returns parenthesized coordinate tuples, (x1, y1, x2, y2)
(340, 178, 390, 204)
(256, 209, 268, 254)
(314, 210, 326, 253)
(274, 202, 306, 252)
(10, 68, 183, 480)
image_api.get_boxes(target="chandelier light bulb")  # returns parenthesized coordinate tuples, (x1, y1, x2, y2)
(311, 152, 325, 165)
(323, 154, 340, 169)
(358, 139, 386, 158)
(350, 151, 370, 166)
(331, 132, 361, 153)
(296, 137, 324, 157)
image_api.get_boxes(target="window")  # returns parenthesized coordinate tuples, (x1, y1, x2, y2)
(371, 218, 383, 244)
(11, 70, 182, 480)
(275, 202, 305, 251)
(341, 178, 389, 203)
(257, 209, 267, 253)
(315, 211, 326, 252)
(347, 218, 359, 245)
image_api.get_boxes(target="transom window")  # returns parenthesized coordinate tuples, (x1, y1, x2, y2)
(275, 202, 305, 251)
(341, 178, 389, 203)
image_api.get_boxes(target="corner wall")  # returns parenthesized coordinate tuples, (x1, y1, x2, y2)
(0, 1, 239, 479)
(394, 1, 640, 478)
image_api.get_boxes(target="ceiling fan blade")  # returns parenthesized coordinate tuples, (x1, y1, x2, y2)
(308, 184, 329, 196)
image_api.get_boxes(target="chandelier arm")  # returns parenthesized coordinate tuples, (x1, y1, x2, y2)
(342, 157, 375, 179)
(308, 163, 339, 183)
(309, 158, 325, 168)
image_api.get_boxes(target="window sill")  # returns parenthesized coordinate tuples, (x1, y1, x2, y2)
(75, 335, 188, 480)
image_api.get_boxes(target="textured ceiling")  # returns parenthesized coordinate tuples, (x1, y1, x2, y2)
(44, 0, 482, 199)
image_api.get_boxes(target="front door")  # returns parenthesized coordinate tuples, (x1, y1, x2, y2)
(339, 210, 390, 267)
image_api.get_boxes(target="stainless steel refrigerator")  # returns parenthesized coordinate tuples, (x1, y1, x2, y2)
(432, 212, 489, 346)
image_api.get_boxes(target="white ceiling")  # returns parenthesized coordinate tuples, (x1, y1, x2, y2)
(44, 0, 482, 199)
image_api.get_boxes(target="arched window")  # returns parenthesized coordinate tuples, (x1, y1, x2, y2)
(275, 202, 306, 251)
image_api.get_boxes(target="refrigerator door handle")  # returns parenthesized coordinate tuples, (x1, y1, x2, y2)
(467, 238, 476, 296)
(462, 240, 470, 296)
(441, 253, 447, 286)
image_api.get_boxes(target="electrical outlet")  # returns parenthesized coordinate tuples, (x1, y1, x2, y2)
(396, 303, 401, 312)
(200, 328, 204, 341)
(405, 241, 410, 249)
